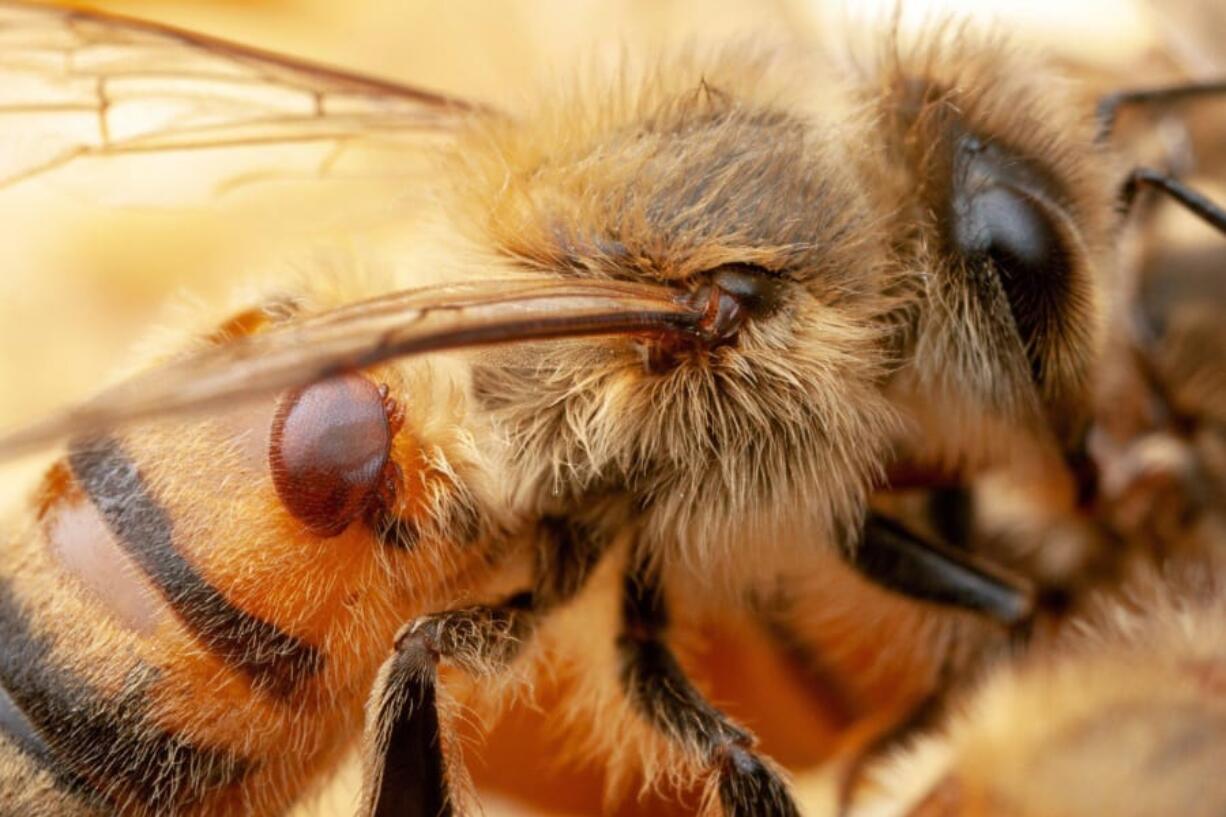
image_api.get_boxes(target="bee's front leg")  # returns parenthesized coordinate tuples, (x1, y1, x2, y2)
(358, 516, 609, 817)
(360, 595, 535, 817)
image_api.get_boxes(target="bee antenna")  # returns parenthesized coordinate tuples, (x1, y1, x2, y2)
(1119, 167, 1226, 236)
(1095, 79, 1226, 143)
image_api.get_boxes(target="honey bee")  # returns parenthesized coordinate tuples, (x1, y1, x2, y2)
(2, 2, 1217, 815)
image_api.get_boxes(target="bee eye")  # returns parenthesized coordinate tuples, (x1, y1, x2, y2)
(955, 184, 1066, 286)
(952, 179, 1071, 378)
(268, 374, 393, 538)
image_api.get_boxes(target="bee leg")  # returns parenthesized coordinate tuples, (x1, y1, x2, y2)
(1096, 79, 1226, 141)
(619, 569, 801, 817)
(361, 628, 450, 817)
(360, 592, 536, 817)
(360, 515, 610, 816)
(849, 511, 1034, 625)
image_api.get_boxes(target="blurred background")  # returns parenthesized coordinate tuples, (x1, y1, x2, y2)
(0, 0, 1218, 815)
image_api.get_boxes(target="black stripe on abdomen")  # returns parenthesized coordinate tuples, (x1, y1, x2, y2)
(0, 578, 248, 811)
(0, 675, 101, 805)
(67, 436, 322, 699)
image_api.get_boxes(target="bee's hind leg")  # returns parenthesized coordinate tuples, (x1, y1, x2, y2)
(619, 567, 802, 817)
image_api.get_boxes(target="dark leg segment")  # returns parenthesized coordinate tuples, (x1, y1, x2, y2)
(850, 512, 1033, 625)
(618, 570, 800, 817)
(360, 516, 608, 817)
(362, 637, 450, 817)
(361, 595, 535, 817)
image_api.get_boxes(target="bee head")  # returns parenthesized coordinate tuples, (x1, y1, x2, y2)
(444, 35, 1116, 567)
(449, 48, 903, 565)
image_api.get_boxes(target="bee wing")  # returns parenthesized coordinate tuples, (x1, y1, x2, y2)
(0, 1, 485, 200)
(1145, 0, 1226, 75)
(0, 278, 702, 458)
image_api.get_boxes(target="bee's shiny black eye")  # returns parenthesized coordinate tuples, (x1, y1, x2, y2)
(949, 138, 1073, 381)
(954, 185, 1063, 283)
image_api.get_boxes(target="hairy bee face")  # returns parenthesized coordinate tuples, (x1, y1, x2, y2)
(452, 50, 903, 564)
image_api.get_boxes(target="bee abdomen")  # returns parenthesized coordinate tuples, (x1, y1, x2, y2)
(0, 577, 249, 813)
(0, 430, 342, 814)
(2, 302, 482, 814)
(0, 679, 102, 816)
(64, 435, 324, 699)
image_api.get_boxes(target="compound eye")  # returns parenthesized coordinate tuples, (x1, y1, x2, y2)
(956, 185, 1064, 283)
(953, 183, 1071, 364)
(268, 374, 392, 538)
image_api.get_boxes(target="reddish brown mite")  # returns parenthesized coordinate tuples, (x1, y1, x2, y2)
(268, 373, 404, 537)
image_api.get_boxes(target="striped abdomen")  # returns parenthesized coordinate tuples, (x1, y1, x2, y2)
(0, 368, 487, 815)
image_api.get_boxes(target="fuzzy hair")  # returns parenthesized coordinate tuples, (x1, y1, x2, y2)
(441, 44, 907, 579)
(835, 21, 1118, 472)
(425, 26, 1122, 577)
(857, 559, 1226, 817)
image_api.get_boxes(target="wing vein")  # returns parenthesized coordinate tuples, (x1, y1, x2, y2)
(0, 0, 494, 194)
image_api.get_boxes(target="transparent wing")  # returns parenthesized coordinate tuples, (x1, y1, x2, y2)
(0, 277, 704, 458)
(0, 1, 487, 199)
(1145, 0, 1226, 75)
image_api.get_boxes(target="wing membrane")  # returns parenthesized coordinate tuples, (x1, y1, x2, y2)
(0, 278, 702, 458)
(1146, 0, 1226, 76)
(0, 1, 488, 195)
